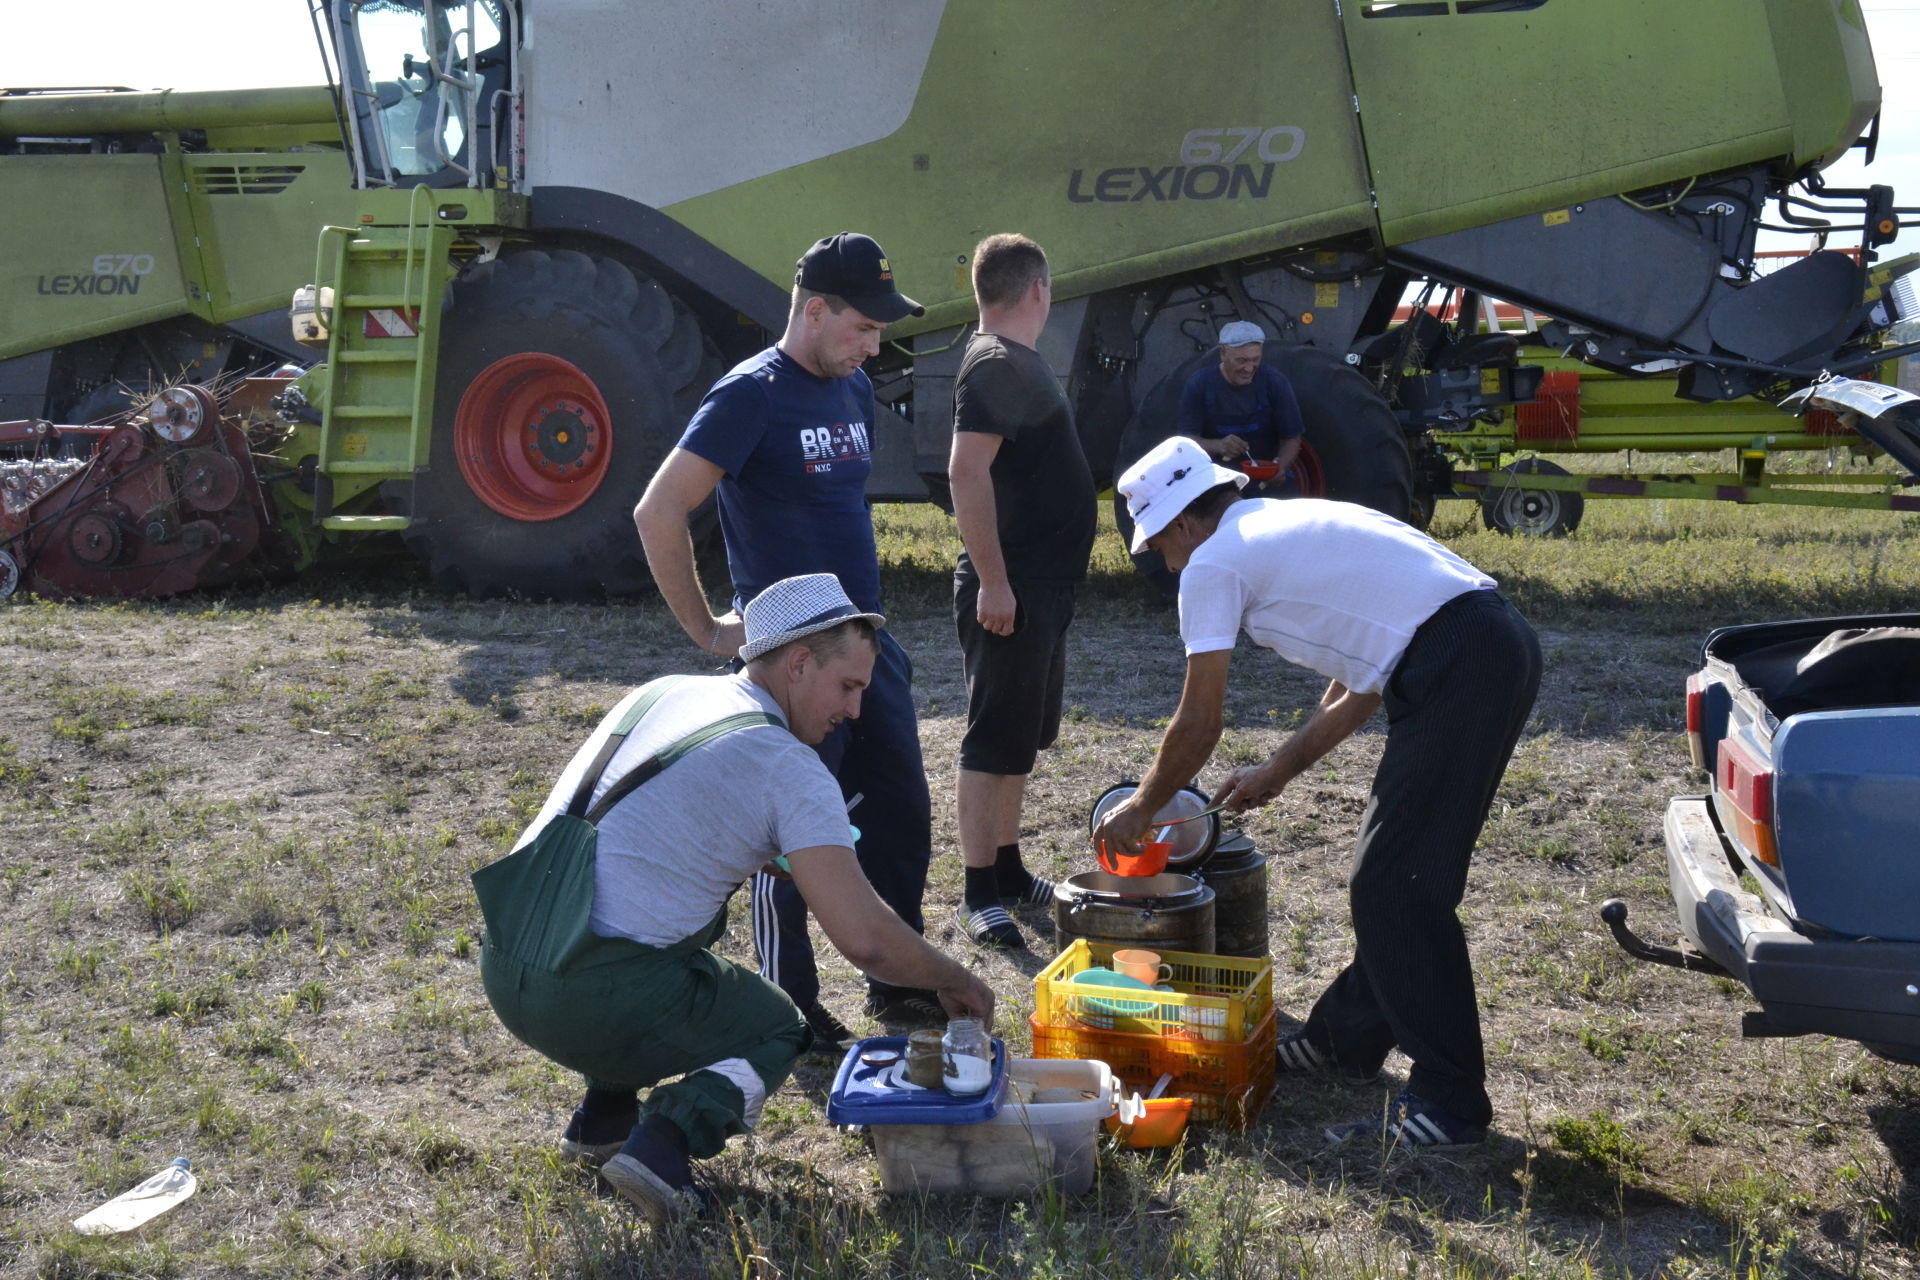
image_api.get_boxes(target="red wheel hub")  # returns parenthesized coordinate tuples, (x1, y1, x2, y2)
(453, 353, 613, 521)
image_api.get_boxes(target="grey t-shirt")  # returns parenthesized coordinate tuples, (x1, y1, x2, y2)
(515, 673, 851, 946)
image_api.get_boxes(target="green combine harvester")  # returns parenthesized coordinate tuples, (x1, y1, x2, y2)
(2, 0, 1917, 599)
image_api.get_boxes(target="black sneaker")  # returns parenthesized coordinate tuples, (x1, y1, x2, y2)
(559, 1099, 638, 1167)
(1324, 1090, 1488, 1152)
(800, 1001, 858, 1053)
(959, 903, 1025, 949)
(1276, 1029, 1381, 1085)
(600, 1116, 710, 1223)
(864, 985, 945, 1027)
(1001, 874, 1057, 908)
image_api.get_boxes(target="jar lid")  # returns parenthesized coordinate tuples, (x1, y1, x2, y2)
(827, 1036, 1008, 1125)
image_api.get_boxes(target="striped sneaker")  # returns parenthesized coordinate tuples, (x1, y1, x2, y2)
(1276, 1030, 1379, 1084)
(960, 903, 1025, 949)
(1002, 875, 1057, 908)
(1324, 1090, 1488, 1152)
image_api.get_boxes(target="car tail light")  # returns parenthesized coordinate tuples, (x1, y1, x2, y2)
(1715, 734, 1778, 867)
(1685, 674, 1706, 770)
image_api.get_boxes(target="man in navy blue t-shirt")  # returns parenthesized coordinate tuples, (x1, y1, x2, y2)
(634, 233, 936, 1048)
(1178, 319, 1306, 496)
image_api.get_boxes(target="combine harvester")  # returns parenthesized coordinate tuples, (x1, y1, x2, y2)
(2, 0, 1918, 599)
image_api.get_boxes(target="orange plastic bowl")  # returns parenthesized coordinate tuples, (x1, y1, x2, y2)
(1240, 459, 1281, 483)
(1096, 839, 1172, 877)
(1106, 1096, 1194, 1148)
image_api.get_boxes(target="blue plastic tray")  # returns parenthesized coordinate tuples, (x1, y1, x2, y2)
(825, 1036, 1008, 1125)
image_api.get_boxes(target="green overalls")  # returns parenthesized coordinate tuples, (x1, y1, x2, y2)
(474, 678, 812, 1157)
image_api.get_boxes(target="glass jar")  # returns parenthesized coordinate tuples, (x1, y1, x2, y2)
(941, 1018, 993, 1094)
(904, 1029, 946, 1089)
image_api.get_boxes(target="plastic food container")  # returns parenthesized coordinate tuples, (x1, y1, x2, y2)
(830, 1049, 1119, 1196)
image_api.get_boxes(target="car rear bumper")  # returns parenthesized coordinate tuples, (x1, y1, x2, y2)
(1665, 796, 1920, 1064)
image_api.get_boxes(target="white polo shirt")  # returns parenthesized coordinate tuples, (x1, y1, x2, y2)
(1177, 499, 1495, 695)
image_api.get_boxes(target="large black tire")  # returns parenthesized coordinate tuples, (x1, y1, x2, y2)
(395, 249, 721, 599)
(1111, 342, 1413, 588)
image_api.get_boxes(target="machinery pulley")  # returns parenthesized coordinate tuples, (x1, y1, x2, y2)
(144, 386, 219, 445)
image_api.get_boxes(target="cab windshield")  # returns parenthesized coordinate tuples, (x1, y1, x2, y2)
(344, 0, 505, 183)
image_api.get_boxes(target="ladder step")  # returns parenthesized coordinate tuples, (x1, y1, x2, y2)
(330, 405, 413, 419)
(345, 241, 429, 257)
(321, 515, 411, 531)
(336, 347, 420, 363)
(321, 461, 409, 476)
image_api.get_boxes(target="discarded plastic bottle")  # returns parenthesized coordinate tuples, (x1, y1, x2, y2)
(72, 1157, 197, 1235)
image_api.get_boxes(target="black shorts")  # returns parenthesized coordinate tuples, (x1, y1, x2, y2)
(953, 577, 1078, 775)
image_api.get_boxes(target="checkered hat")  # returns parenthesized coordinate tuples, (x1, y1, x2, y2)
(1218, 320, 1266, 348)
(1116, 436, 1248, 554)
(739, 574, 886, 662)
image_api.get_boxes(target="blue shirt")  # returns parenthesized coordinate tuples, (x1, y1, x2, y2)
(677, 346, 882, 613)
(1177, 362, 1306, 461)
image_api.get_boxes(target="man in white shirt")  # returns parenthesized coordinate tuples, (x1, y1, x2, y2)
(1093, 436, 1540, 1151)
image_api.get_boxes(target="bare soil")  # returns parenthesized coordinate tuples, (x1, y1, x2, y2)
(2, 550, 1918, 1278)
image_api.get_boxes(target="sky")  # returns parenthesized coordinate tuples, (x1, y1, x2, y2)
(2, 0, 1916, 251)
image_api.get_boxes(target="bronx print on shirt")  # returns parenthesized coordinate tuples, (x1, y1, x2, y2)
(798, 422, 871, 475)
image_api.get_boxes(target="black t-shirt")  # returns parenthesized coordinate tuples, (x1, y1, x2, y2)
(952, 333, 1096, 584)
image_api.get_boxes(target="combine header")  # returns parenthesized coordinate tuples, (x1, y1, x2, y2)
(0, 381, 303, 599)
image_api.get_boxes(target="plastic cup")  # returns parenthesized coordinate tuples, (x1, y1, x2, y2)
(1095, 838, 1171, 877)
(1111, 949, 1173, 985)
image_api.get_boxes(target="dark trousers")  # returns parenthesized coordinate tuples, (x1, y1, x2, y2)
(751, 628, 930, 1008)
(1304, 590, 1541, 1126)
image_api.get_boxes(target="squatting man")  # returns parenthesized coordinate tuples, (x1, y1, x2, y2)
(479, 573, 993, 1223)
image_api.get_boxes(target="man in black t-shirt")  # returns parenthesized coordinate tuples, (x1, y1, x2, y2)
(947, 233, 1097, 948)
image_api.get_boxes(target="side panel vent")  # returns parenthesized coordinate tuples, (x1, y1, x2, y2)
(189, 164, 305, 196)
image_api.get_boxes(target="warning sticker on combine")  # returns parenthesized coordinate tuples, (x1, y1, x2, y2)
(1543, 209, 1571, 227)
(362, 308, 420, 339)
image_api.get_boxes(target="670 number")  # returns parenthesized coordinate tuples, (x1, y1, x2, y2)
(1179, 127, 1305, 165)
(92, 254, 157, 276)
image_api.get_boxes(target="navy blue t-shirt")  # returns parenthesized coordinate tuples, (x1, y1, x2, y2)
(1177, 362, 1306, 460)
(677, 346, 882, 614)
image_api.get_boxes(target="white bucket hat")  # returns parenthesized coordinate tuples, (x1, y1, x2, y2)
(1116, 436, 1248, 554)
(739, 573, 886, 662)
(1218, 319, 1266, 348)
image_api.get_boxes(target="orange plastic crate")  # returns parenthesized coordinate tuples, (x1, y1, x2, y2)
(1027, 1007, 1278, 1129)
(1033, 939, 1273, 1042)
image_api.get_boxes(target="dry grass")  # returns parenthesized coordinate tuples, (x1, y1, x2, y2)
(2, 489, 1919, 1278)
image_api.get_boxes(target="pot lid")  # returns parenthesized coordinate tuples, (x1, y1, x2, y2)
(1087, 782, 1221, 866)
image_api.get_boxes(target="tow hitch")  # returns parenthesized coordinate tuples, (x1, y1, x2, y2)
(1598, 899, 1729, 976)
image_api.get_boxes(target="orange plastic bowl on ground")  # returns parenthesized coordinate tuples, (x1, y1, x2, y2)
(1240, 459, 1281, 483)
(1106, 1096, 1194, 1148)
(1096, 839, 1172, 877)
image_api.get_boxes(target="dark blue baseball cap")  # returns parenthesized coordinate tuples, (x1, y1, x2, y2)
(795, 232, 924, 323)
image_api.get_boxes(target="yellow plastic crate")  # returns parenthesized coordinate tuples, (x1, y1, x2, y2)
(1033, 939, 1273, 1042)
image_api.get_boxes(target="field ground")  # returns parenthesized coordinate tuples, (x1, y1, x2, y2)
(3, 485, 1920, 1279)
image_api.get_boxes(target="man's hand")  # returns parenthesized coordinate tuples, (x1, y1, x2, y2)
(1213, 433, 1251, 460)
(1213, 757, 1290, 812)
(975, 582, 1017, 636)
(1091, 796, 1155, 857)
(936, 970, 996, 1027)
(707, 611, 745, 658)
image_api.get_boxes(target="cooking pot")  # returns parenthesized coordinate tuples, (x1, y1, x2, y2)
(1054, 870, 1216, 955)
(1087, 783, 1221, 869)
